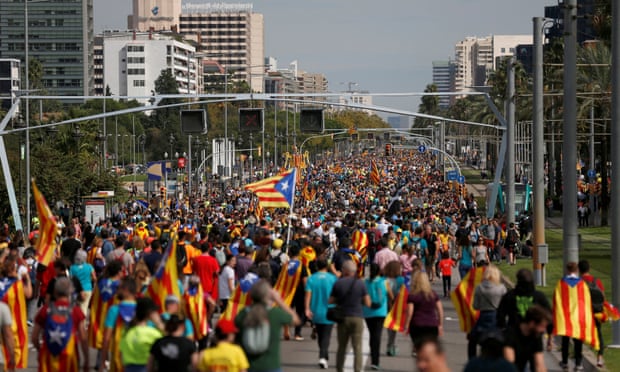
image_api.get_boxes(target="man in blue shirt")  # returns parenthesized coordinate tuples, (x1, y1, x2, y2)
(305, 258, 338, 369)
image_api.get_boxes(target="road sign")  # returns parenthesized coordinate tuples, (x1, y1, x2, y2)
(447, 170, 458, 181)
(587, 169, 596, 179)
(432, 149, 439, 156)
(457, 175, 465, 184)
(418, 145, 426, 153)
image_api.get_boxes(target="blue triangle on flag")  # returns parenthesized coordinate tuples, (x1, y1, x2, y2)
(274, 169, 296, 207)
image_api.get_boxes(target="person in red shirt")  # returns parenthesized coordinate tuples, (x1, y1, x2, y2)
(192, 242, 220, 308)
(31, 277, 89, 372)
(438, 251, 456, 298)
(578, 259, 605, 368)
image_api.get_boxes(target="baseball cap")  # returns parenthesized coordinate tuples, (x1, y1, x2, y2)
(165, 295, 180, 305)
(217, 319, 239, 334)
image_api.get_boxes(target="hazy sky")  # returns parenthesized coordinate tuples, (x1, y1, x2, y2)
(94, 0, 557, 112)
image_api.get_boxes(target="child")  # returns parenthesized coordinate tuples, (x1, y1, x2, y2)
(399, 244, 417, 280)
(438, 251, 456, 298)
(197, 319, 249, 372)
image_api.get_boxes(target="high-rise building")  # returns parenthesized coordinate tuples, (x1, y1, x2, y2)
(100, 31, 198, 104)
(432, 60, 455, 109)
(179, 3, 264, 93)
(264, 59, 328, 110)
(453, 35, 532, 94)
(0, 0, 94, 97)
(0, 59, 20, 111)
(129, 0, 182, 32)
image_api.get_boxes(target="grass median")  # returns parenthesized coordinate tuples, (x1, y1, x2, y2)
(497, 226, 615, 369)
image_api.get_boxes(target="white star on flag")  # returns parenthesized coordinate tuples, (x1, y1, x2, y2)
(0, 279, 7, 293)
(48, 326, 67, 345)
(280, 181, 289, 191)
(101, 282, 114, 296)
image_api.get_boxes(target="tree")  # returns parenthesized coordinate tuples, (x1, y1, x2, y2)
(413, 84, 440, 128)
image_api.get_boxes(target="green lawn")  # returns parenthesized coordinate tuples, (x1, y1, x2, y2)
(498, 226, 615, 369)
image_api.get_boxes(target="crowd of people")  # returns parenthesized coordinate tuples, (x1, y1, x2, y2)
(0, 148, 607, 372)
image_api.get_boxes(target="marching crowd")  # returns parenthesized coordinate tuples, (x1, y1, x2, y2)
(0, 149, 609, 372)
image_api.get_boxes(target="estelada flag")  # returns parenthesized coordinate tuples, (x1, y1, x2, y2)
(352, 229, 369, 264)
(39, 305, 79, 372)
(384, 284, 409, 332)
(370, 160, 381, 185)
(0, 277, 28, 369)
(32, 180, 58, 267)
(245, 168, 297, 209)
(88, 278, 120, 348)
(147, 237, 181, 312)
(553, 277, 600, 350)
(220, 272, 260, 321)
(274, 259, 303, 306)
(451, 266, 485, 333)
(184, 283, 209, 341)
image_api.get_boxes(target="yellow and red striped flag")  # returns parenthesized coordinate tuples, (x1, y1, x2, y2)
(184, 283, 209, 341)
(245, 168, 297, 209)
(0, 277, 28, 369)
(146, 237, 181, 312)
(553, 277, 600, 350)
(384, 284, 409, 332)
(274, 259, 302, 306)
(32, 180, 58, 267)
(370, 160, 381, 185)
(451, 266, 485, 333)
(352, 230, 369, 264)
(603, 301, 620, 322)
(220, 272, 260, 321)
(88, 278, 120, 348)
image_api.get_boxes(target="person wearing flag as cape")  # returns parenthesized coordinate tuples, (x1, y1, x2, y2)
(99, 277, 139, 372)
(0, 252, 32, 370)
(553, 262, 598, 372)
(88, 261, 124, 365)
(31, 277, 89, 372)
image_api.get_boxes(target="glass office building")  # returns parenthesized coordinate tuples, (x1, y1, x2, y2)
(0, 0, 94, 97)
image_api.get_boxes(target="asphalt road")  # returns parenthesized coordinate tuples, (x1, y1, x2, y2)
(10, 277, 567, 371)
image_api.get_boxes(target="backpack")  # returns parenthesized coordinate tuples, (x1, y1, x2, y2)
(587, 278, 605, 313)
(515, 295, 534, 318)
(160, 229, 171, 248)
(44, 303, 73, 356)
(241, 307, 271, 355)
(176, 243, 188, 269)
(507, 230, 519, 246)
(412, 237, 423, 258)
(213, 246, 226, 267)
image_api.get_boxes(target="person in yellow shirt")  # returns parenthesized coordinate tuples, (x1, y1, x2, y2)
(197, 319, 249, 372)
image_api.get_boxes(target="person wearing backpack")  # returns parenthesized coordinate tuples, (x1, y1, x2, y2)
(197, 318, 248, 372)
(496, 269, 553, 351)
(234, 279, 300, 372)
(579, 260, 605, 368)
(362, 263, 392, 370)
(504, 223, 520, 265)
(31, 277, 89, 372)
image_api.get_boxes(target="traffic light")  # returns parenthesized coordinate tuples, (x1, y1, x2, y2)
(239, 108, 264, 133)
(160, 187, 166, 199)
(385, 143, 392, 156)
(351, 133, 359, 141)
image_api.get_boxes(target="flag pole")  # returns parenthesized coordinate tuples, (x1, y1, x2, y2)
(286, 168, 297, 245)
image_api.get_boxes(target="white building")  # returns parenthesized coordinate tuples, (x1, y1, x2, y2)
(0, 58, 20, 113)
(338, 91, 373, 116)
(129, 0, 182, 32)
(454, 35, 532, 94)
(101, 31, 198, 104)
(179, 3, 264, 93)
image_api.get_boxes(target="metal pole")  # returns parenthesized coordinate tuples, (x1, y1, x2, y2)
(609, 0, 620, 347)
(590, 102, 596, 226)
(440, 121, 445, 181)
(25, 0, 30, 235)
(532, 17, 545, 286)
(506, 56, 516, 225)
(115, 117, 118, 168)
(188, 135, 192, 196)
(262, 110, 265, 179)
(224, 66, 228, 177)
(563, 0, 579, 266)
(103, 99, 107, 169)
(274, 103, 278, 168)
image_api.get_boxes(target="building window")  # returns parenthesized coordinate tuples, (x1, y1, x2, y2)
(127, 45, 145, 52)
(127, 69, 145, 75)
(133, 80, 145, 87)
(127, 57, 145, 64)
(501, 47, 506, 53)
